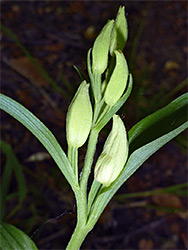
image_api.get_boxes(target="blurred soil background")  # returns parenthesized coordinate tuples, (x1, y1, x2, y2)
(0, 1, 187, 249)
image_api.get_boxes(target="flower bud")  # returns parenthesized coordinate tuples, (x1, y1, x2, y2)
(110, 6, 128, 55)
(94, 115, 128, 187)
(66, 81, 92, 148)
(104, 50, 129, 106)
(92, 20, 114, 75)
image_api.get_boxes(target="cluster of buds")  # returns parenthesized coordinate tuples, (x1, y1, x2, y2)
(92, 6, 129, 106)
(66, 6, 129, 187)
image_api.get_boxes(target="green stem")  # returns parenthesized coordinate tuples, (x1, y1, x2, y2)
(95, 105, 111, 129)
(75, 189, 87, 226)
(66, 103, 102, 249)
(66, 189, 100, 250)
(77, 131, 98, 225)
(80, 129, 98, 191)
(66, 187, 91, 250)
(66, 223, 93, 250)
(92, 100, 104, 125)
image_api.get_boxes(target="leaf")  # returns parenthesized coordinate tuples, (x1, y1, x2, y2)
(115, 182, 188, 199)
(73, 65, 88, 82)
(0, 142, 12, 221)
(0, 140, 27, 220)
(87, 180, 101, 214)
(87, 48, 95, 100)
(0, 222, 38, 250)
(160, 78, 187, 105)
(128, 92, 188, 153)
(0, 94, 75, 190)
(87, 93, 188, 224)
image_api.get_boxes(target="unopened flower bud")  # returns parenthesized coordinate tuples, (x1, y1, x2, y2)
(104, 50, 129, 106)
(94, 115, 128, 187)
(92, 20, 114, 75)
(66, 81, 92, 148)
(110, 6, 128, 55)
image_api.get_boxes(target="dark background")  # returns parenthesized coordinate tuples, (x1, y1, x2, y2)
(1, 1, 187, 249)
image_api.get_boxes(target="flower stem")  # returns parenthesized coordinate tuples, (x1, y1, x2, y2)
(66, 223, 93, 250)
(67, 103, 101, 249)
(66, 188, 93, 250)
(80, 129, 98, 191)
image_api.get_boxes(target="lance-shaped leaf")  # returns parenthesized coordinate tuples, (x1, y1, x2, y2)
(0, 93, 76, 190)
(0, 140, 27, 220)
(87, 93, 188, 223)
(128, 92, 188, 153)
(0, 222, 38, 250)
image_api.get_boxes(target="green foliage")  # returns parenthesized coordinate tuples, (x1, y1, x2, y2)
(0, 140, 27, 221)
(0, 222, 38, 250)
(87, 93, 188, 223)
(129, 92, 188, 153)
(115, 182, 188, 200)
(0, 94, 75, 191)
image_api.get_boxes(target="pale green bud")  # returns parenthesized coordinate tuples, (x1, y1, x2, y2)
(104, 50, 129, 106)
(92, 20, 114, 75)
(94, 115, 128, 187)
(110, 6, 128, 55)
(66, 81, 92, 148)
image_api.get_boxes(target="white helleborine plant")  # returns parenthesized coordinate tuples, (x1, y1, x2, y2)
(66, 81, 93, 148)
(1, 5, 185, 250)
(94, 115, 129, 186)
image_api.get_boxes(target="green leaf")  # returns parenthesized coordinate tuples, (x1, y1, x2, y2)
(0, 140, 27, 220)
(0, 94, 75, 190)
(0, 143, 12, 221)
(129, 92, 188, 153)
(87, 179, 101, 214)
(0, 222, 38, 250)
(87, 48, 95, 98)
(160, 78, 188, 105)
(73, 65, 88, 82)
(87, 93, 188, 224)
(115, 182, 188, 199)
